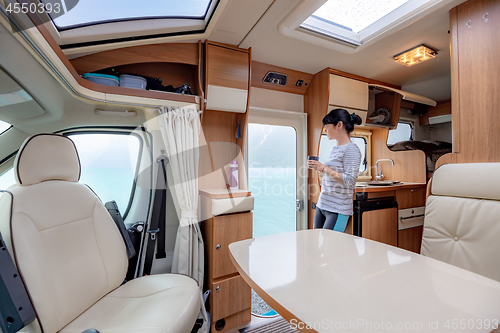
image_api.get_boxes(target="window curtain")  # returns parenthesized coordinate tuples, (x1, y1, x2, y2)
(157, 106, 208, 333)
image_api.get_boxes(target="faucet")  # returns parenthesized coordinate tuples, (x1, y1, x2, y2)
(375, 159, 394, 181)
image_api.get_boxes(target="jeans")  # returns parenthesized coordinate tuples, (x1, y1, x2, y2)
(314, 207, 350, 232)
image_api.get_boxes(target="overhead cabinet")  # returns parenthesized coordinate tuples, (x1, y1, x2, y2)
(329, 75, 369, 126)
(205, 42, 250, 113)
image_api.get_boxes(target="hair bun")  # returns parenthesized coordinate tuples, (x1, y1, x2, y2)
(350, 113, 362, 126)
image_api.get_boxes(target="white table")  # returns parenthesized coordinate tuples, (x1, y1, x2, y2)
(229, 230, 500, 332)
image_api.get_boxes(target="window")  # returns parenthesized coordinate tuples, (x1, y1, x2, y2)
(318, 129, 372, 181)
(67, 133, 141, 216)
(307, 0, 410, 34)
(0, 168, 16, 190)
(0, 120, 11, 135)
(387, 121, 413, 145)
(283, 0, 449, 51)
(52, 0, 213, 30)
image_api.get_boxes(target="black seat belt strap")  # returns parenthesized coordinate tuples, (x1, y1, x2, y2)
(105, 201, 136, 259)
(155, 159, 167, 260)
(143, 156, 168, 275)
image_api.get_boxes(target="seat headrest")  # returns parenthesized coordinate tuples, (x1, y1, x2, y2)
(14, 134, 81, 186)
(432, 163, 500, 200)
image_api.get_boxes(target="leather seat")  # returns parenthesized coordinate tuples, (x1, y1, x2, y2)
(421, 163, 500, 282)
(1, 134, 200, 333)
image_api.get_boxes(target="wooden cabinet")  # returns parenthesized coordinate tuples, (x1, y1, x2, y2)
(362, 207, 398, 246)
(201, 191, 253, 333)
(69, 42, 203, 104)
(200, 41, 251, 192)
(398, 226, 424, 253)
(205, 41, 251, 113)
(396, 188, 426, 209)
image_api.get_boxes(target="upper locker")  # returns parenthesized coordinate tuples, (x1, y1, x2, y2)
(200, 41, 251, 191)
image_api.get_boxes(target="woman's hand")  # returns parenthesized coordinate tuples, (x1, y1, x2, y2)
(307, 160, 324, 172)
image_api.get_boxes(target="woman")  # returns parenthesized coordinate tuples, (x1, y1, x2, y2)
(308, 108, 362, 231)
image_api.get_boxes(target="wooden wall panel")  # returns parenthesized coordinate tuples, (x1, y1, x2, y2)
(439, 0, 500, 166)
(304, 69, 330, 228)
(371, 129, 427, 183)
(251, 61, 313, 95)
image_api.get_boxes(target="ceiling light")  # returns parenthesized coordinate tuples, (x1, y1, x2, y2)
(393, 45, 437, 67)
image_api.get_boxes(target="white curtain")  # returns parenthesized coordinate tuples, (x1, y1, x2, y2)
(157, 106, 208, 333)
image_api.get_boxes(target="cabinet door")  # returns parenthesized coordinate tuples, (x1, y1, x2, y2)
(362, 208, 398, 246)
(398, 226, 423, 254)
(396, 188, 426, 209)
(210, 275, 251, 322)
(205, 43, 249, 113)
(212, 212, 253, 279)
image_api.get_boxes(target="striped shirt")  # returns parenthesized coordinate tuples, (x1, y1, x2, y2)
(317, 141, 361, 216)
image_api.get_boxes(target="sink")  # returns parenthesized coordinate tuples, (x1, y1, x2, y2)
(367, 180, 401, 186)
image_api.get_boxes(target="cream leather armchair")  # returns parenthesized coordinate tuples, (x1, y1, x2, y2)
(0, 134, 200, 333)
(421, 163, 500, 282)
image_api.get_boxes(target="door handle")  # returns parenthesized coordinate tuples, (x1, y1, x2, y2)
(296, 199, 304, 212)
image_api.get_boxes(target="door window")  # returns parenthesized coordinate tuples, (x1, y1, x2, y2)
(67, 133, 141, 216)
(248, 123, 297, 238)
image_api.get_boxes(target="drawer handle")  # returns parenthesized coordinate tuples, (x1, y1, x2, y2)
(216, 244, 221, 250)
(411, 189, 414, 193)
(216, 286, 221, 292)
(400, 214, 425, 221)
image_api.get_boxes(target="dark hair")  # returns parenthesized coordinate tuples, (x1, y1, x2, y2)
(322, 108, 362, 134)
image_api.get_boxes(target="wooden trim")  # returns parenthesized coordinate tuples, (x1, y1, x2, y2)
(206, 40, 250, 53)
(449, 6, 460, 153)
(251, 61, 313, 95)
(304, 68, 330, 229)
(328, 68, 400, 89)
(355, 183, 426, 194)
(426, 177, 432, 202)
(198, 40, 204, 109)
(419, 100, 451, 126)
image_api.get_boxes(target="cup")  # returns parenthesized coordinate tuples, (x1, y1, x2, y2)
(308, 156, 319, 161)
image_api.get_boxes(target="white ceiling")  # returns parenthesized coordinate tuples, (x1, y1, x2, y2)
(207, 0, 466, 102)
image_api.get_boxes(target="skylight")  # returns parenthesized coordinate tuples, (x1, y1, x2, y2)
(52, 0, 213, 30)
(0, 120, 11, 135)
(297, 0, 433, 47)
(310, 0, 410, 33)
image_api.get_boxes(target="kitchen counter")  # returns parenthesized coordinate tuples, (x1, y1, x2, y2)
(354, 182, 426, 193)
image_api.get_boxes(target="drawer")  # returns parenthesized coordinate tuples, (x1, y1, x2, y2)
(210, 275, 251, 321)
(396, 188, 426, 209)
(398, 206, 425, 230)
(212, 213, 252, 279)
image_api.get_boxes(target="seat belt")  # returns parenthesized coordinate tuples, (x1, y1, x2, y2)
(105, 201, 136, 259)
(143, 155, 168, 275)
(0, 191, 36, 333)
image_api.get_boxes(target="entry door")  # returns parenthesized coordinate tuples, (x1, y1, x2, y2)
(246, 108, 307, 237)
